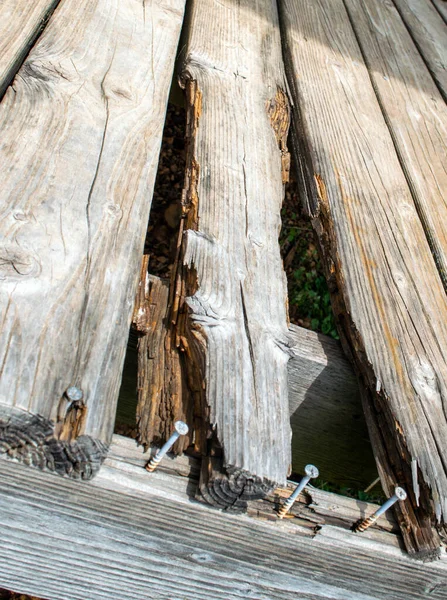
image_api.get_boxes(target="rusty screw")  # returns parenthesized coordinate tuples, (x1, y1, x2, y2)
(145, 421, 189, 473)
(354, 486, 407, 532)
(278, 464, 319, 519)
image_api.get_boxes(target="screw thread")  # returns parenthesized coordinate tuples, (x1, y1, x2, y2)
(145, 453, 162, 473)
(277, 497, 295, 519)
(354, 514, 378, 533)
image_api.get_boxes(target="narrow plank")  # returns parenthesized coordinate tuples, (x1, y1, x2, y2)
(344, 0, 447, 288)
(0, 0, 186, 474)
(288, 325, 377, 489)
(391, 0, 447, 100)
(149, 0, 292, 503)
(0, 0, 61, 99)
(0, 460, 446, 600)
(432, 0, 447, 23)
(279, 0, 447, 558)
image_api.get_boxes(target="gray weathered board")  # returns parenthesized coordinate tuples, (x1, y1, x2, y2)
(343, 0, 447, 288)
(432, 0, 447, 23)
(0, 0, 186, 474)
(150, 0, 292, 494)
(279, 0, 447, 558)
(392, 0, 447, 100)
(0, 0, 61, 98)
(1, 443, 447, 600)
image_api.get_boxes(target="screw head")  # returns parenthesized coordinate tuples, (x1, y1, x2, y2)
(66, 386, 83, 401)
(305, 464, 319, 479)
(395, 487, 407, 501)
(174, 421, 189, 436)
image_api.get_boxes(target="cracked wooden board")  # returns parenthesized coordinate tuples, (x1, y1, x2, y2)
(1, 457, 447, 600)
(142, 0, 292, 505)
(0, 0, 186, 469)
(279, 0, 447, 558)
(0, 0, 61, 99)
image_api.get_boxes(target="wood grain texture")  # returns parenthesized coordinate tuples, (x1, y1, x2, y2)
(343, 0, 447, 288)
(432, 0, 447, 23)
(288, 325, 377, 489)
(0, 0, 186, 448)
(391, 0, 447, 100)
(167, 0, 292, 489)
(280, 0, 447, 558)
(1, 458, 447, 600)
(0, 0, 61, 99)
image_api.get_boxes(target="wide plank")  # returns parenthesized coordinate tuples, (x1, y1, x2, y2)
(0, 0, 61, 99)
(141, 0, 292, 504)
(391, 0, 447, 100)
(0, 0, 186, 475)
(279, 0, 447, 558)
(344, 0, 447, 288)
(1, 459, 447, 600)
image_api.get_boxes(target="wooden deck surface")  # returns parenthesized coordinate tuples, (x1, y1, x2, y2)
(0, 0, 446, 577)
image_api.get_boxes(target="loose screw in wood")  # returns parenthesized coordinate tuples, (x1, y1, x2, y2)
(354, 486, 407, 532)
(145, 421, 189, 473)
(278, 464, 319, 519)
(65, 386, 83, 401)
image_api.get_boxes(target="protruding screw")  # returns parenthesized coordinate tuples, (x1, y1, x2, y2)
(66, 386, 83, 401)
(354, 486, 407, 532)
(145, 421, 189, 473)
(278, 464, 319, 519)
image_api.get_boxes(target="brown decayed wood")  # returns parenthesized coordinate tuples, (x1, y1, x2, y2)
(0, 0, 186, 467)
(279, 0, 447, 559)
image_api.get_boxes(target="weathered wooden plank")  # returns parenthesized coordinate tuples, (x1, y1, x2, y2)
(143, 0, 292, 503)
(432, 0, 447, 23)
(279, 0, 447, 559)
(344, 0, 447, 288)
(288, 325, 377, 489)
(0, 0, 186, 475)
(0, 458, 446, 600)
(391, 0, 447, 100)
(0, 0, 61, 99)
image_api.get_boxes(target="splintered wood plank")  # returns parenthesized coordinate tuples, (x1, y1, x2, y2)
(279, 0, 447, 559)
(0, 0, 186, 475)
(0, 0, 61, 99)
(343, 0, 447, 287)
(288, 326, 377, 489)
(392, 0, 447, 101)
(155, 0, 292, 502)
(1, 460, 447, 600)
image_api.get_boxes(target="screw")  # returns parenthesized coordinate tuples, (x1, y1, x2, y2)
(145, 421, 189, 473)
(354, 486, 407, 532)
(66, 386, 83, 401)
(278, 464, 319, 519)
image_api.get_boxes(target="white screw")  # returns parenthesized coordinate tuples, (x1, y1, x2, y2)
(354, 486, 407, 532)
(145, 421, 189, 473)
(278, 464, 319, 519)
